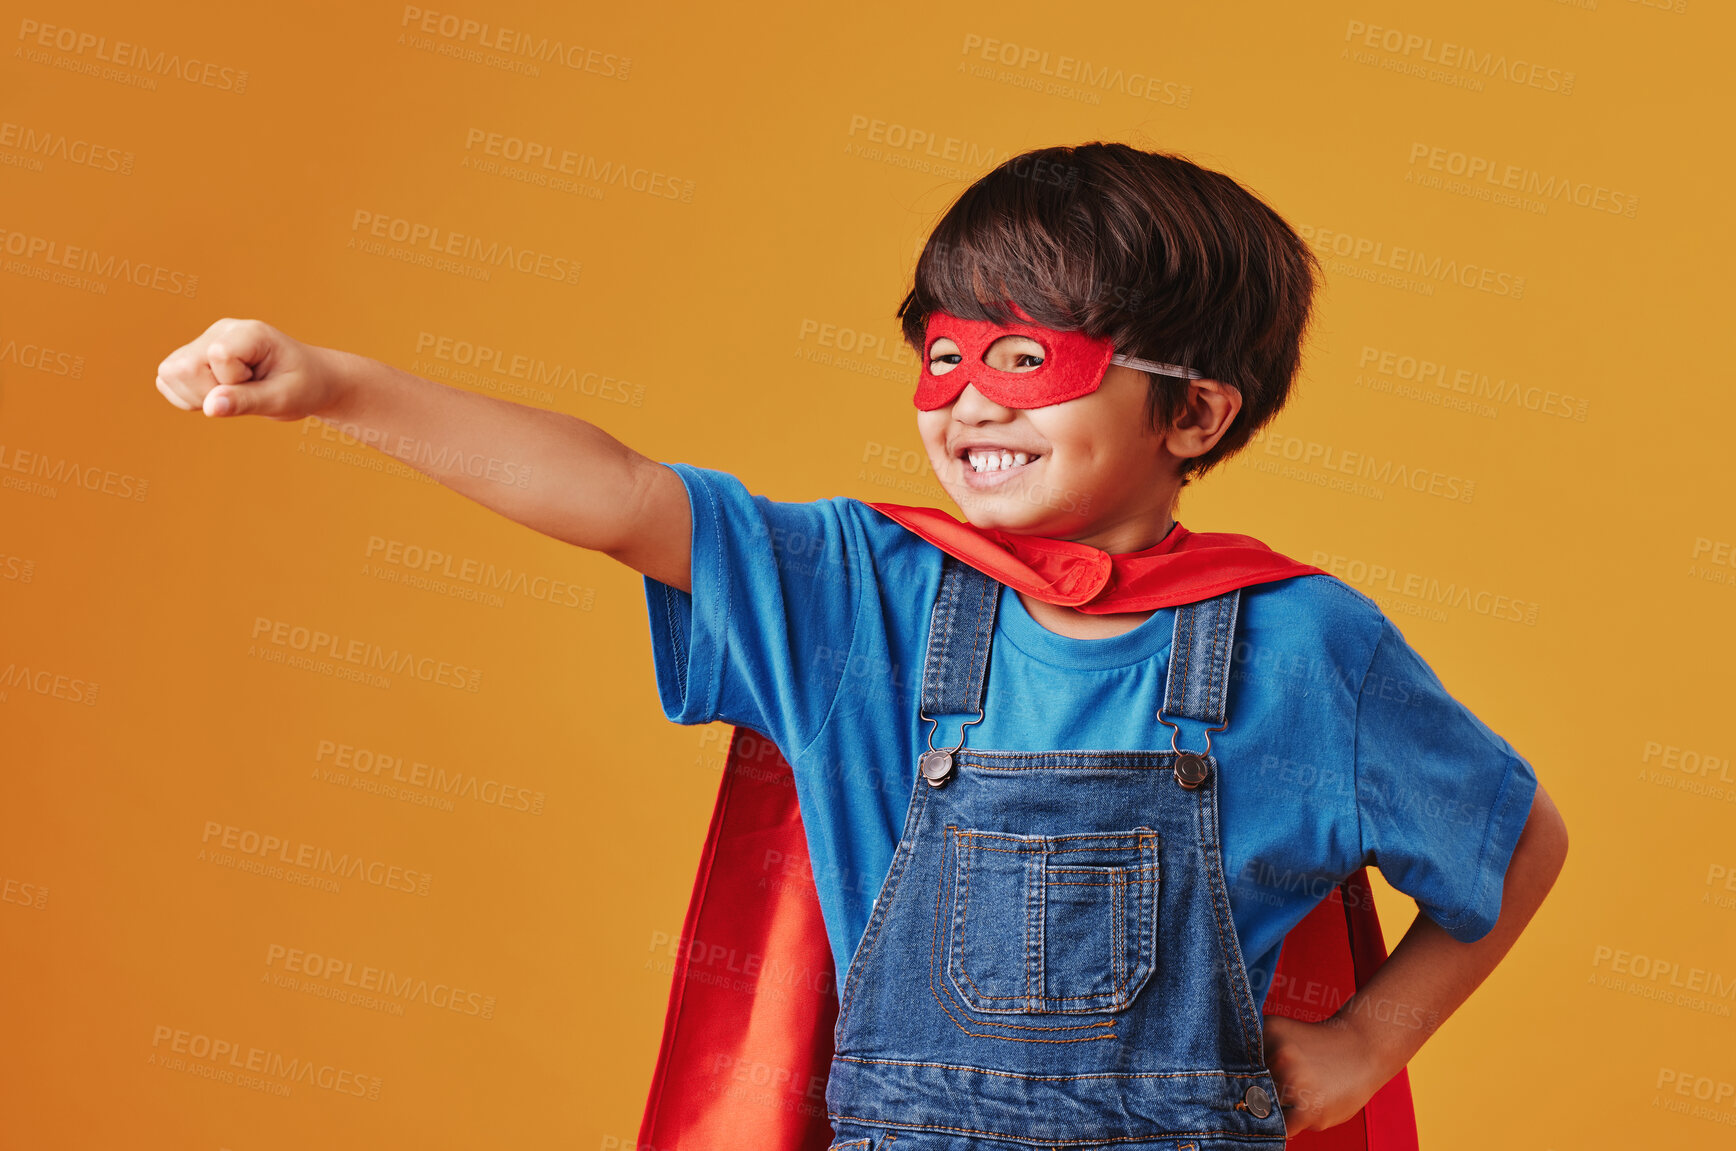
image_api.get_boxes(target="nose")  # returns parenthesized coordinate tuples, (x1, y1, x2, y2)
(951, 381, 1018, 421)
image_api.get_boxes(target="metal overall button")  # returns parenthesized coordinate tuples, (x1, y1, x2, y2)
(1239, 1082, 1274, 1118)
(917, 706, 984, 788)
(1174, 752, 1209, 789)
(918, 749, 955, 786)
(1157, 707, 1227, 791)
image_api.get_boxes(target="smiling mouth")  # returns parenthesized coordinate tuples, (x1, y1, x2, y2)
(960, 448, 1042, 474)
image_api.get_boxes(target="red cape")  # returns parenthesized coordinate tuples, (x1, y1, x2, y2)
(863, 502, 1332, 611)
(639, 508, 1419, 1150)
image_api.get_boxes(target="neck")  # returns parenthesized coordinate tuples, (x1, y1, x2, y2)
(1064, 511, 1177, 555)
(1063, 468, 1184, 553)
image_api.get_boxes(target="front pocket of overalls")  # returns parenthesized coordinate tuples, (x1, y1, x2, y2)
(944, 827, 1160, 1015)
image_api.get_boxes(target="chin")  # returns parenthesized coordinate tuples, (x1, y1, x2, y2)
(948, 492, 1049, 534)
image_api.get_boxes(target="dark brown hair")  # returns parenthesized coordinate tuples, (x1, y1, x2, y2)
(896, 141, 1320, 488)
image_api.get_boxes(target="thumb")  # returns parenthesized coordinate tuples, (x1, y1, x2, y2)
(204, 376, 292, 419)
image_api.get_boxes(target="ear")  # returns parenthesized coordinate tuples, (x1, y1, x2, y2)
(1162, 379, 1242, 460)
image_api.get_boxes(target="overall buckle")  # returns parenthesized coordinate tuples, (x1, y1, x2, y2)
(1155, 708, 1228, 790)
(916, 707, 984, 787)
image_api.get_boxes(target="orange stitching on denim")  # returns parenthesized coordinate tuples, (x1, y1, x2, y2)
(837, 785, 928, 1030)
(957, 841, 1153, 1004)
(968, 762, 1178, 772)
(1177, 597, 1197, 717)
(956, 828, 1153, 851)
(1102, 863, 1119, 998)
(1024, 842, 1033, 1006)
(1194, 783, 1259, 1061)
(1053, 865, 1160, 871)
(1212, 831, 1264, 1058)
(964, 754, 1177, 761)
(952, 830, 1131, 1008)
(958, 752, 1189, 774)
(1114, 870, 1125, 992)
(949, 832, 1159, 1009)
(945, 571, 991, 723)
(1049, 865, 1160, 884)
(939, 830, 1131, 1021)
(929, 830, 1116, 1041)
(979, 830, 1156, 842)
(971, 571, 991, 701)
(933, 1001, 1115, 1034)
(954, 826, 992, 1004)
(1050, 866, 1161, 873)
(1216, 849, 1263, 1056)
(964, 844, 1148, 852)
(939, 831, 1110, 1030)
(830, 1054, 1272, 1084)
(829, 1113, 1276, 1145)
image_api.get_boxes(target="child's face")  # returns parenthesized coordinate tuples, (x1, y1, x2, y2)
(916, 334, 1188, 550)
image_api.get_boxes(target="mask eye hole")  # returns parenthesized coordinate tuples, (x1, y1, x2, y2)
(983, 335, 1046, 373)
(927, 336, 962, 376)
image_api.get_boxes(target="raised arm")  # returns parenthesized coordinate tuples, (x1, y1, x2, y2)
(154, 318, 693, 592)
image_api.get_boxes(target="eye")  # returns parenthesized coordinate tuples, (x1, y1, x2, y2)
(927, 337, 962, 376)
(984, 334, 1045, 373)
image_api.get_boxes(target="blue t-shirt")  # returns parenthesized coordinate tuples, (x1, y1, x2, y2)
(641, 463, 1539, 1008)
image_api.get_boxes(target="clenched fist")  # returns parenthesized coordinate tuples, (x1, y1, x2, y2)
(154, 317, 348, 422)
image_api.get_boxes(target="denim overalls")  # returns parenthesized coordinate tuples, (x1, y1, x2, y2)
(825, 555, 1290, 1150)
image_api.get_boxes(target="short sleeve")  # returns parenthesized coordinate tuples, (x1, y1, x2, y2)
(641, 462, 862, 756)
(1354, 618, 1539, 943)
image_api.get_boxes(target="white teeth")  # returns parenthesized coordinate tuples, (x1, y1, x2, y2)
(966, 449, 1037, 473)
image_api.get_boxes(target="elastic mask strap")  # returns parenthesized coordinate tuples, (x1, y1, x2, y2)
(1111, 353, 1206, 380)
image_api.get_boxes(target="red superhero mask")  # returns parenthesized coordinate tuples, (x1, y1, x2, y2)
(914, 305, 1204, 411)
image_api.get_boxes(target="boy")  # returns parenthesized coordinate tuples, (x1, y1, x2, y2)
(155, 142, 1566, 1146)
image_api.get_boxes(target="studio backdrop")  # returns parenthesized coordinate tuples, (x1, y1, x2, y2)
(2, 1, 1732, 1148)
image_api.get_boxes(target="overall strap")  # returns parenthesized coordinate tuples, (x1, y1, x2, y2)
(917, 556, 1242, 746)
(1157, 588, 1242, 726)
(919, 554, 1001, 718)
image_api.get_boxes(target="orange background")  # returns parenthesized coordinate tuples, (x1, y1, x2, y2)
(4, 1, 1734, 1148)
